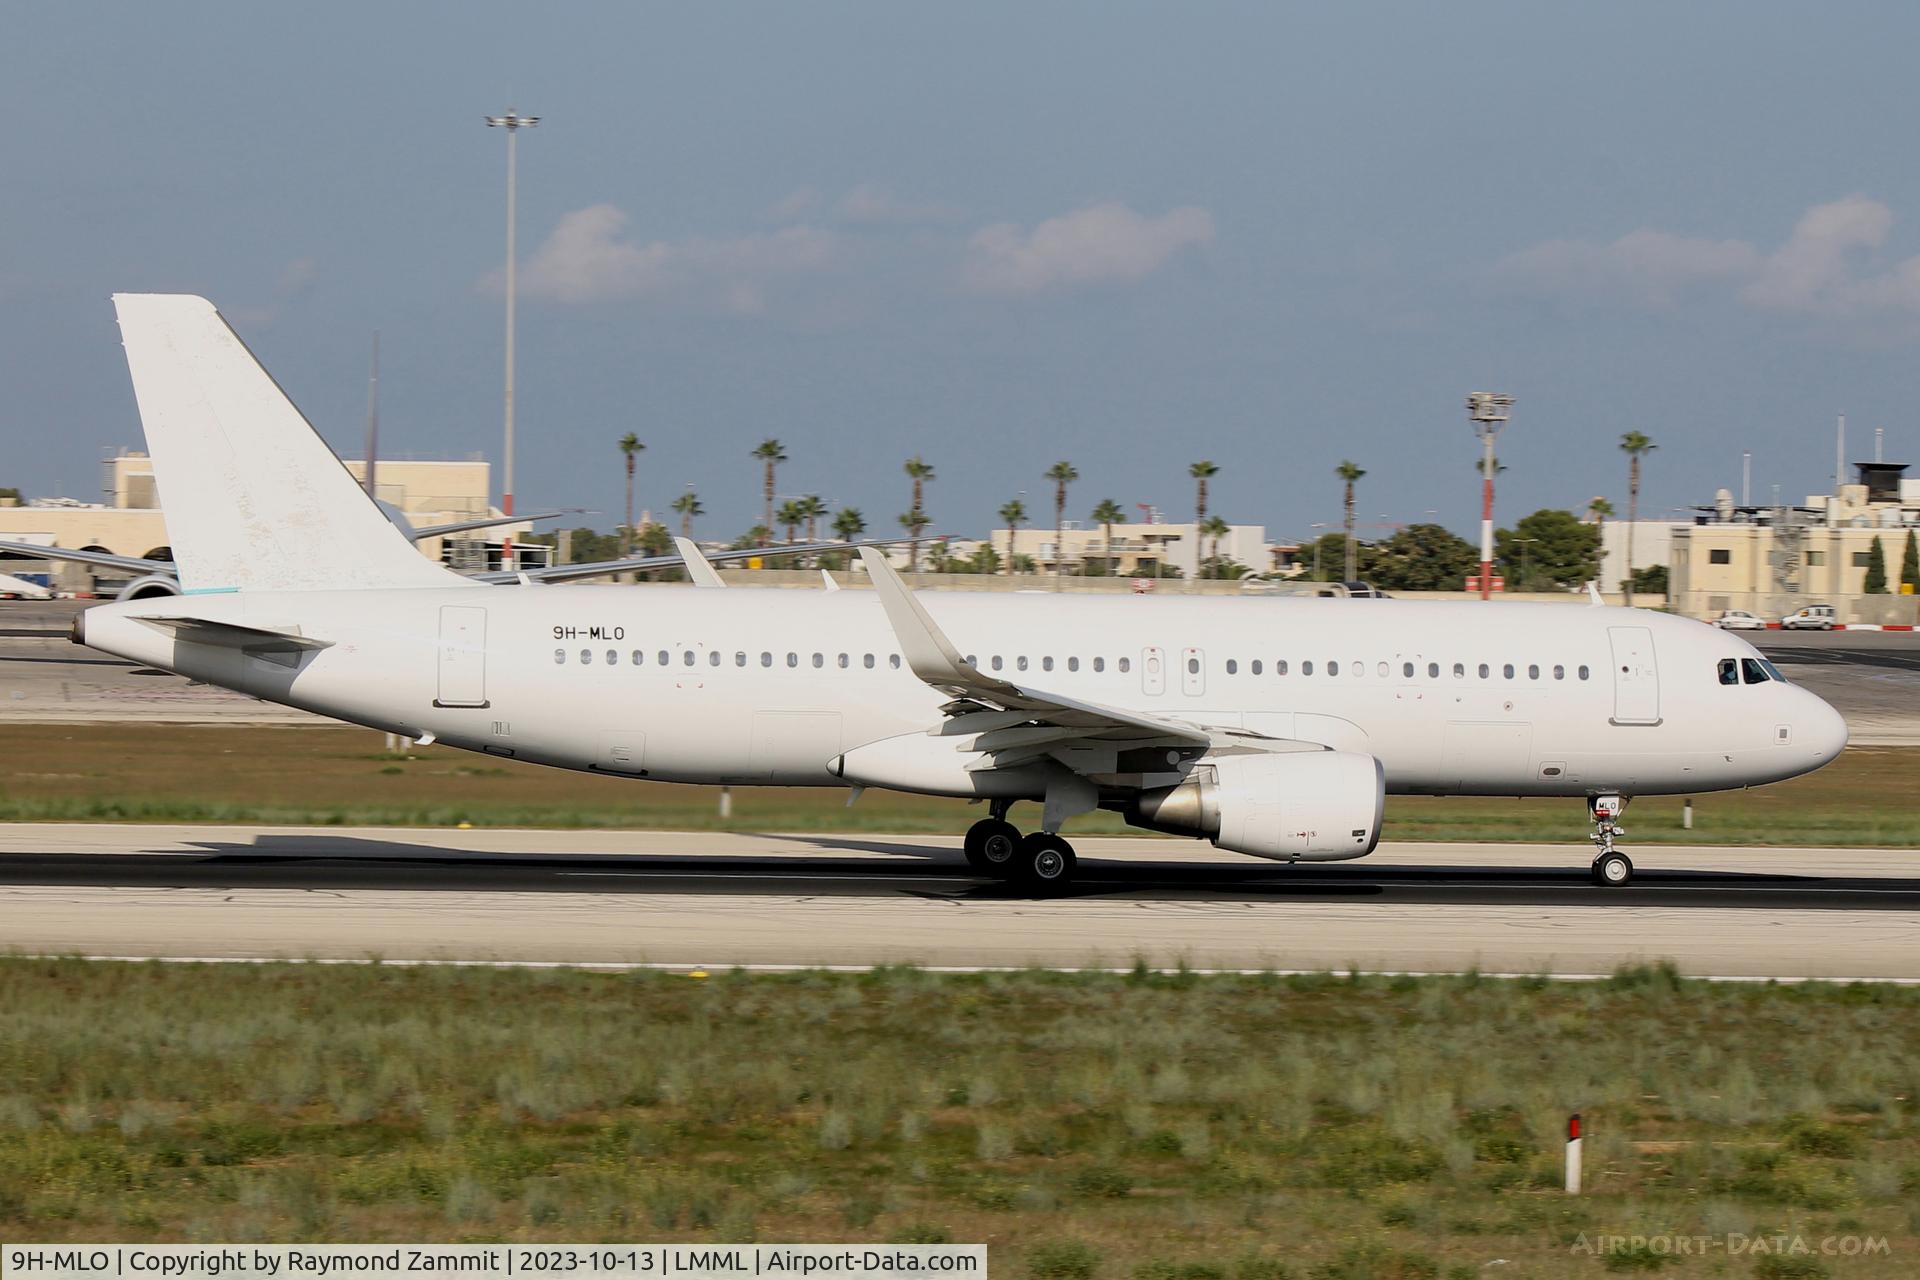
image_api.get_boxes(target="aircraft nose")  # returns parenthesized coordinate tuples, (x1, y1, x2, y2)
(1802, 689, 1849, 765)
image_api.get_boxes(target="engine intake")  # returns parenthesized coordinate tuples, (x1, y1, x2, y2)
(1122, 750, 1384, 861)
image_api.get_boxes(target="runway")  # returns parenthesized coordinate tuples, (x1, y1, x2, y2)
(1, 824, 1915, 979)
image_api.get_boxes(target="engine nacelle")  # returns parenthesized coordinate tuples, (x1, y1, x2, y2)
(1123, 750, 1384, 861)
(116, 574, 182, 601)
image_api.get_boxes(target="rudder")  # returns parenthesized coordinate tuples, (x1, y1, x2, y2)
(112, 293, 470, 593)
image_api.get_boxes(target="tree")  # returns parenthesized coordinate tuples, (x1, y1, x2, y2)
(752, 439, 787, 546)
(999, 498, 1027, 577)
(1864, 536, 1889, 594)
(1495, 509, 1600, 590)
(732, 525, 772, 552)
(1090, 498, 1127, 575)
(1586, 497, 1615, 590)
(777, 499, 804, 547)
(903, 456, 935, 571)
(1628, 564, 1668, 595)
(618, 434, 644, 557)
(1045, 461, 1078, 588)
(1620, 431, 1657, 606)
(671, 490, 703, 540)
(636, 521, 671, 557)
(832, 507, 865, 543)
(1198, 515, 1232, 577)
(1366, 523, 1480, 592)
(1304, 530, 1365, 582)
(1336, 461, 1366, 582)
(1902, 530, 1919, 593)
(897, 510, 930, 562)
(1189, 460, 1218, 528)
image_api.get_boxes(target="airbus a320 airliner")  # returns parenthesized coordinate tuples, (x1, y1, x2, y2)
(75, 296, 1848, 889)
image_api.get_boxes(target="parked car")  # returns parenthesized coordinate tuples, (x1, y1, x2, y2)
(1715, 609, 1766, 630)
(1780, 604, 1838, 630)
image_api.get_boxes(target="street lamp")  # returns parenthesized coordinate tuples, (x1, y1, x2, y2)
(1466, 392, 1516, 599)
(1309, 521, 1330, 581)
(486, 107, 539, 554)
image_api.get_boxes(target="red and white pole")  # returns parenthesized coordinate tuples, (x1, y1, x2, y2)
(1565, 1113, 1583, 1194)
(1479, 437, 1496, 600)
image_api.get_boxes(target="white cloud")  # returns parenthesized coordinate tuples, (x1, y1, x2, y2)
(509, 204, 835, 312)
(836, 183, 961, 225)
(1496, 195, 1920, 319)
(961, 202, 1215, 296)
(767, 187, 822, 220)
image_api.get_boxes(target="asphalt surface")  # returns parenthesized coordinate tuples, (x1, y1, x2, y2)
(0, 827, 1914, 977)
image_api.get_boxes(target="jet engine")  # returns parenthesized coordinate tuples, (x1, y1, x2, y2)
(1122, 750, 1384, 861)
(116, 574, 182, 601)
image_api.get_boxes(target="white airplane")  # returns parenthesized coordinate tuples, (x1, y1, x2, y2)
(75, 295, 1848, 889)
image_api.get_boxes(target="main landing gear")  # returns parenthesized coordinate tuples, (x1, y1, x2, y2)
(1588, 793, 1633, 887)
(963, 802, 1078, 890)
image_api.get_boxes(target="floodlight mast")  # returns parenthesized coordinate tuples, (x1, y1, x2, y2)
(1466, 392, 1515, 601)
(486, 108, 539, 562)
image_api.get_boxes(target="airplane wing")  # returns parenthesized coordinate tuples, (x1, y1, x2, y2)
(0, 540, 169, 576)
(480, 537, 908, 585)
(852, 547, 1313, 775)
(409, 511, 564, 541)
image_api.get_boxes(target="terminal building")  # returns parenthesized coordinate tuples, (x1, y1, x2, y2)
(0, 450, 542, 593)
(1667, 462, 1920, 624)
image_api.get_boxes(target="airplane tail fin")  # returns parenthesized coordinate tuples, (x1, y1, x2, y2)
(111, 294, 471, 593)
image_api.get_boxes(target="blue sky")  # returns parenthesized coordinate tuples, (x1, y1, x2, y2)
(5, 3, 1920, 544)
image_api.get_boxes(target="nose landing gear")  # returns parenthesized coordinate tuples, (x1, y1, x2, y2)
(1588, 793, 1633, 886)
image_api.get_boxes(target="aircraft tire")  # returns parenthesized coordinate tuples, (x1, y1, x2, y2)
(1591, 851, 1633, 887)
(963, 819, 1021, 876)
(1014, 833, 1077, 891)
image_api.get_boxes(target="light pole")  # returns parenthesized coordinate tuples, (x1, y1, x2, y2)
(1512, 537, 1538, 592)
(1466, 392, 1515, 599)
(486, 107, 539, 564)
(1309, 522, 1329, 581)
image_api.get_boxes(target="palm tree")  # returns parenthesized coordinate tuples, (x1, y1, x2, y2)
(1336, 461, 1366, 582)
(752, 439, 787, 546)
(1091, 498, 1126, 575)
(671, 490, 704, 540)
(618, 433, 645, 557)
(797, 495, 826, 544)
(898, 510, 930, 564)
(1200, 514, 1231, 576)
(1189, 460, 1218, 528)
(777, 499, 804, 548)
(1045, 461, 1078, 588)
(999, 498, 1027, 577)
(832, 507, 865, 543)
(903, 456, 936, 571)
(1586, 497, 1615, 593)
(1620, 431, 1658, 605)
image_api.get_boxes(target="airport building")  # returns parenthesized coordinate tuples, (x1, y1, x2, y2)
(0, 450, 540, 592)
(987, 518, 1270, 580)
(1667, 463, 1920, 624)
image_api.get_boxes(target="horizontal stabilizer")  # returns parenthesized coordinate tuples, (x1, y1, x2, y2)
(136, 616, 332, 654)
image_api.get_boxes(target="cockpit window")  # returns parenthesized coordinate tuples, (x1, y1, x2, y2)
(1759, 658, 1787, 683)
(1718, 658, 1740, 686)
(1741, 658, 1771, 684)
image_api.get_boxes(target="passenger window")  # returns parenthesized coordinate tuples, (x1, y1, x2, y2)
(1376, 661, 1388, 678)
(1502, 664, 1515, 679)
(1275, 660, 1288, 675)
(991, 656, 1004, 671)
(632, 650, 644, 665)
(1478, 663, 1490, 679)
(607, 650, 618, 665)
(1188, 657, 1200, 674)
(863, 654, 875, 669)
(1453, 662, 1465, 679)
(1427, 662, 1439, 678)
(1403, 662, 1414, 678)
(684, 651, 696, 667)
(1718, 658, 1739, 686)
(1093, 657, 1105, 673)
(735, 652, 746, 667)
(1553, 664, 1565, 680)
(786, 653, 798, 667)
(1328, 661, 1340, 676)
(709, 651, 721, 667)
(1226, 659, 1238, 675)
(658, 650, 669, 666)
(1527, 664, 1539, 680)
(1118, 657, 1131, 673)
(1251, 659, 1263, 675)
(1578, 665, 1590, 680)
(812, 653, 824, 668)
(554, 649, 565, 664)
(761, 652, 772, 667)
(890, 655, 902, 669)
(580, 649, 592, 664)
(1017, 656, 1029, 672)
(838, 653, 849, 669)
(1043, 657, 1054, 672)
(1741, 658, 1770, 684)
(1067, 657, 1079, 672)
(1303, 661, 1315, 676)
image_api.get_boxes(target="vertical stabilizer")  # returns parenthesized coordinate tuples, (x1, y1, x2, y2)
(111, 294, 469, 592)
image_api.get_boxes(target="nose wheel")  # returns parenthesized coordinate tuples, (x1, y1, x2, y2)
(1587, 793, 1633, 887)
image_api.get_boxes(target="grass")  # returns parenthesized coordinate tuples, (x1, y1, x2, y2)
(0, 725, 1916, 846)
(0, 959, 1915, 1276)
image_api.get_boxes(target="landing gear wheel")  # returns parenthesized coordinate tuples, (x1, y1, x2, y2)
(1591, 850, 1633, 887)
(963, 819, 1021, 875)
(1014, 832, 1077, 891)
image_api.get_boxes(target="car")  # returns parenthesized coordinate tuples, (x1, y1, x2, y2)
(1780, 604, 1838, 630)
(1715, 609, 1766, 630)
